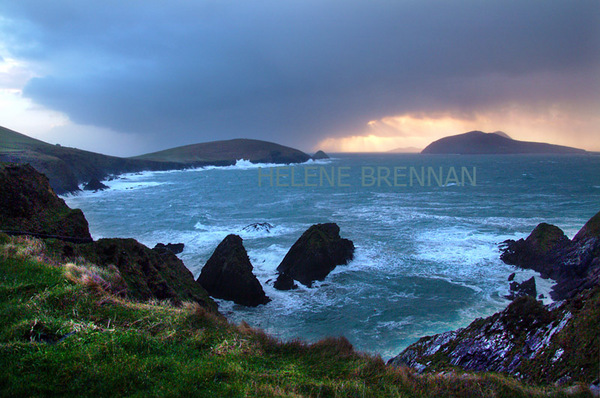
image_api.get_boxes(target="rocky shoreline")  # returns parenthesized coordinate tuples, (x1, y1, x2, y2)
(2, 160, 598, 392)
(389, 211, 600, 389)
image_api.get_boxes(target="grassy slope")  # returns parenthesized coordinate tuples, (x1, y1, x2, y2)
(0, 235, 582, 398)
(133, 138, 310, 164)
(0, 127, 185, 193)
(0, 127, 310, 193)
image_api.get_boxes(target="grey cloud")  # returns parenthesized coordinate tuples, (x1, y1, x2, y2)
(1, 0, 598, 149)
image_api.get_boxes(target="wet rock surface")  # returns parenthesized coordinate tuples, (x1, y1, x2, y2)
(197, 234, 270, 307)
(390, 212, 600, 387)
(277, 223, 354, 287)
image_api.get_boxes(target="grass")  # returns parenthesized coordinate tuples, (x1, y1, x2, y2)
(0, 236, 592, 397)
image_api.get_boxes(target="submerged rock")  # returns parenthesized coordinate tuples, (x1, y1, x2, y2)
(83, 178, 109, 191)
(277, 223, 354, 287)
(197, 234, 270, 307)
(153, 242, 185, 255)
(242, 222, 274, 233)
(273, 272, 297, 291)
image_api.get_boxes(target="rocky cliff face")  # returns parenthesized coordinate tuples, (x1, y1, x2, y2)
(0, 163, 91, 242)
(389, 212, 600, 386)
(390, 288, 599, 385)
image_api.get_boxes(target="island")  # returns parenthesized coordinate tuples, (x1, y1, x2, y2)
(421, 131, 587, 155)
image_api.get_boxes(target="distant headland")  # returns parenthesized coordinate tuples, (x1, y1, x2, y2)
(422, 131, 587, 155)
(0, 126, 312, 194)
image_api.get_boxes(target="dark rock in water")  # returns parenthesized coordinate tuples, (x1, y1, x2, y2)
(242, 222, 274, 233)
(277, 223, 354, 287)
(506, 276, 537, 300)
(197, 234, 270, 306)
(273, 272, 297, 290)
(312, 150, 329, 160)
(153, 242, 185, 255)
(0, 163, 92, 242)
(508, 272, 516, 281)
(83, 178, 109, 191)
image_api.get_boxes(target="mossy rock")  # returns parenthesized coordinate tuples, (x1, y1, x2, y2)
(525, 223, 570, 255)
(0, 163, 91, 242)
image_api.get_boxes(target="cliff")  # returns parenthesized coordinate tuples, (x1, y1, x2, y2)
(0, 126, 310, 194)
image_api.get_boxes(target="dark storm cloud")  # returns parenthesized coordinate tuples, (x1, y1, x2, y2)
(1, 0, 598, 149)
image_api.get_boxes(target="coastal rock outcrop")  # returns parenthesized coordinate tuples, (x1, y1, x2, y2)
(197, 234, 270, 306)
(505, 276, 536, 300)
(46, 238, 217, 311)
(276, 223, 354, 287)
(0, 163, 92, 242)
(0, 161, 217, 311)
(389, 286, 599, 385)
(501, 213, 600, 300)
(390, 213, 600, 386)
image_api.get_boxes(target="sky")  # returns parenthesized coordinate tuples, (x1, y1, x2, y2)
(0, 1, 599, 156)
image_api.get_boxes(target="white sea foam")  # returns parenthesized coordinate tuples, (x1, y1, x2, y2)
(58, 153, 599, 358)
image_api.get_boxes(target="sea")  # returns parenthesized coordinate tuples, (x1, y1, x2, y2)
(64, 153, 600, 360)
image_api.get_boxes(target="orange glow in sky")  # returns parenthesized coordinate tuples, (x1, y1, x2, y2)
(315, 109, 600, 153)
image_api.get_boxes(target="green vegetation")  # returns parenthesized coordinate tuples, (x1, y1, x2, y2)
(0, 126, 310, 194)
(0, 236, 583, 397)
(133, 138, 310, 164)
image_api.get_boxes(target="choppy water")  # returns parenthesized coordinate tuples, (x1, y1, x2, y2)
(64, 153, 600, 360)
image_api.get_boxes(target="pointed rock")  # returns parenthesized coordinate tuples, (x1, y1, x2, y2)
(197, 234, 270, 306)
(277, 223, 354, 287)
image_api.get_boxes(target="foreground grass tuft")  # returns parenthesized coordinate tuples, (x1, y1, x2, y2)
(0, 237, 592, 397)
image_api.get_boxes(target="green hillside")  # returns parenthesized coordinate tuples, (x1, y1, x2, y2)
(133, 138, 310, 164)
(0, 235, 571, 398)
(0, 127, 310, 194)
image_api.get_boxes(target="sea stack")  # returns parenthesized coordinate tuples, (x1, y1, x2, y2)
(276, 223, 354, 287)
(197, 234, 270, 306)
